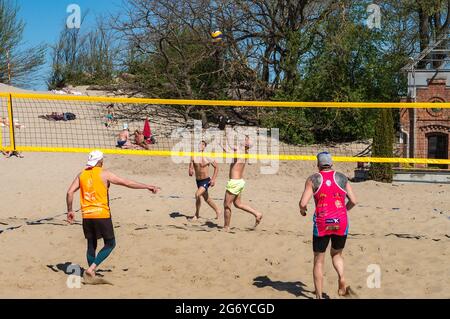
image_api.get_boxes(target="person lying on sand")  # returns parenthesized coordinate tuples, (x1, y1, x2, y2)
(188, 140, 221, 221)
(221, 129, 262, 232)
(66, 150, 160, 284)
(299, 152, 357, 299)
(38, 112, 76, 121)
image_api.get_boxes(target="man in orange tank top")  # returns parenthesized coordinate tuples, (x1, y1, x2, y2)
(66, 150, 160, 283)
(299, 152, 357, 299)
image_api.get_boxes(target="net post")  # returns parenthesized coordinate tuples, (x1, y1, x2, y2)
(0, 96, 3, 150)
(7, 94, 16, 151)
(0, 106, 2, 151)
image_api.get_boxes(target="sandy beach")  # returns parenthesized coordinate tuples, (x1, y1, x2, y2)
(0, 151, 449, 299)
(1, 83, 449, 299)
(1, 0, 449, 302)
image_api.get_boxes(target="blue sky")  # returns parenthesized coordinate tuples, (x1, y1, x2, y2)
(17, 0, 122, 90)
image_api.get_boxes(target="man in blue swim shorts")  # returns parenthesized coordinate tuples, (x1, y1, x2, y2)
(188, 141, 221, 221)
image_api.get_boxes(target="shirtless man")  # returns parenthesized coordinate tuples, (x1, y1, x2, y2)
(117, 124, 133, 149)
(222, 132, 263, 232)
(134, 130, 149, 149)
(189, 141, 221, 220)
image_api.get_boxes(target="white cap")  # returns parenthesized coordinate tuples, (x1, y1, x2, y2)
(86, 150, 104, 167)
(123, 123, 129, 130)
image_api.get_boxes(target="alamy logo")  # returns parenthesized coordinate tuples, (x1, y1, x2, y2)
(366, 264, 381, 288)
(66, 264, 82, 289)
(66, 4, 81, 29)
(170, 120, 280, 174)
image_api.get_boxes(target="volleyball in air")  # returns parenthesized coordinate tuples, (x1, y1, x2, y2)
(211, 30, 223, 43)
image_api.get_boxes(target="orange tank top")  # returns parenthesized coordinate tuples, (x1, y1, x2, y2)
(79, 167, 110, 219)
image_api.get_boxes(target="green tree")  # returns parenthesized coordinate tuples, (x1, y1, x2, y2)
(261, 0, 409, 146)
(48, 18, 117, 89)
(369, 109, 395, 183)
(0, 0, 46, 87)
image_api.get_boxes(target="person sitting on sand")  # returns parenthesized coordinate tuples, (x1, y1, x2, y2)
(0, 117, 25, 129)
(2, 150, 24, 158)
(104, 104, 116, 128)
(134, 129, 150, 150)
(66, 150, 160, 283)
(299, 152, 357, 299)
(117, 123, 133, 149)
(188, 140, 221, 221)
(221, 129, 263, 232)
(1, 117, 25, 158)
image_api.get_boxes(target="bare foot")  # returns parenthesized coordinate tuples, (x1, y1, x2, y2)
(223, 226, 231, 232)
(189, 216, 199, 222)
(253, 213, 263, 228)
(338, 278, 349, 296)
(215, 211, 222, 220)
(85, 268, 96, 278)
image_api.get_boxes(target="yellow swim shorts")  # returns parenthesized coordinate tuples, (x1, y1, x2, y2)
(226, 179, 246, 195)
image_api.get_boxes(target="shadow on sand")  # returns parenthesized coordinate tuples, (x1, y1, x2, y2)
(169, 212, 190, 219)
(253, 275, 317, 299)
(47, 262, 111, 277)
(47, 262, 84, 276)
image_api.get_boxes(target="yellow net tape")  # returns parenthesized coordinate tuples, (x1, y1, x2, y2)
(4, 92, 450, 108)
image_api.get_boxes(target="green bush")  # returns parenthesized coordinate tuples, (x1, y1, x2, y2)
(369, 109, 394, 183)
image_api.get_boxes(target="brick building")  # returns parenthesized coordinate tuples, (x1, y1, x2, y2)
(400, 38, 450, 169)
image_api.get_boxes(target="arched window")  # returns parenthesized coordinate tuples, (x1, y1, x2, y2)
(427, 133, 448, 169)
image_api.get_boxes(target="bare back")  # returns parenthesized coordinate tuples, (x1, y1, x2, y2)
(118, 130, 129, 141)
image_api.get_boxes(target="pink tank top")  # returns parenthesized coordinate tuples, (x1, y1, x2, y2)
(313, 170, 348, 237)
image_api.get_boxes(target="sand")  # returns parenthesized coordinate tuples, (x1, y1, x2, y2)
(0, 152, 449, 299)
(0, 82, 449, 298)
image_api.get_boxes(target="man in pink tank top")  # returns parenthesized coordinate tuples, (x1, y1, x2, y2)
(299, 152, 357, 299)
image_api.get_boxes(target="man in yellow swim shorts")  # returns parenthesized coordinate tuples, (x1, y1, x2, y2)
(222, 133, 263, 232)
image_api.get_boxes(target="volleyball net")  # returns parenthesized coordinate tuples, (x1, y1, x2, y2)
(0, 92, 449, 166)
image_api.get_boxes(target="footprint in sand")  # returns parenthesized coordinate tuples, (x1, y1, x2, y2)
(83, 273, 114, 285)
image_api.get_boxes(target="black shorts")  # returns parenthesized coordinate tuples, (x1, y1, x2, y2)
(313, 235, 347, 253)
(82, 218, 115, 240)
(196, 177, 211, 191)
